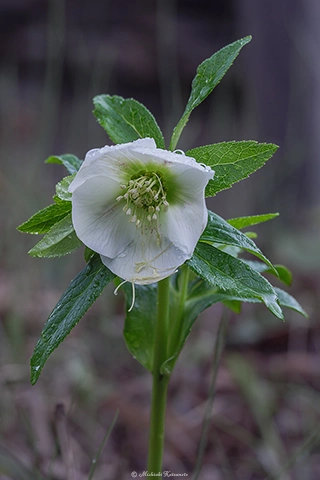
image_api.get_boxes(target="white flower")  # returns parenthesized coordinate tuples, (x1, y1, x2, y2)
(69, 138, 213, 284)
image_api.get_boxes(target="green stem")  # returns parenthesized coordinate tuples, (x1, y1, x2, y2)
(168, 264, 190, 354)
(147, 277, 171, 472)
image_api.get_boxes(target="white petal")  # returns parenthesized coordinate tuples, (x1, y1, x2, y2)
(100, 230, 189, 284)
(127, 145, 214, 175)
(71, 175, 136, 258)
(83, 138, 156, 170)
(158, 163, 211, 253)
(168, 162, 213, 202)
(69, 138, 157, 192)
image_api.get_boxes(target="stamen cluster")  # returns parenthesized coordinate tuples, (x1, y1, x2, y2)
(116, 170, 169, 228)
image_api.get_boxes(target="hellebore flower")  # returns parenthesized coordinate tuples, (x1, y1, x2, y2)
(69, 138, 213, 284)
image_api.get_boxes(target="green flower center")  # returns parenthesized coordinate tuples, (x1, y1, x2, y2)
(116, 170, 169, 229)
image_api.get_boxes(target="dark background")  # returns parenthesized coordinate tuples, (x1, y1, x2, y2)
(1, 1, 320, 479)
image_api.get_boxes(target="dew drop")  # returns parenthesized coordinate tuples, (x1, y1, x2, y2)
(173, 149, 184, 155)
(119, 253, 126, 258)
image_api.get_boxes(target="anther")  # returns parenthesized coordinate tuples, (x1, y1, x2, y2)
(116, 195, 123, 202)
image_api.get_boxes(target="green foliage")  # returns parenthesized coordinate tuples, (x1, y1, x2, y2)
(84, 246, 95, 262)
(170, 36, 251, 149)
(45, 153, 82, 174)
(123, 284, 157, 372)
(187, 141, 278, 197)
(244, 260, 293, 286)
(19, 175, 77, 258)
(28, 213, 82, 258)
(30, 255, 115, 384)
(200, 210, 277, 273)
(271, 265, 292, 286)
(17, 202, 71, 234)
(188, 243, 283, 319)
(274, 288, 308, 317)
(55, 175, 74, 202)
(93, 94, 165, 148)
(227, 213, 279, 229)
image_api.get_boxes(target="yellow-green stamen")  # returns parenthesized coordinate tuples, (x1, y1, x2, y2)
(116, 170, 169, 230)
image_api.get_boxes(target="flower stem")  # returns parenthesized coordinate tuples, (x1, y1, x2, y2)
(168, 264, 190, 354)
(147, 276, 171, 472)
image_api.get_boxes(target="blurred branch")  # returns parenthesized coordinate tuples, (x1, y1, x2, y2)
(193, 310, 230, 480)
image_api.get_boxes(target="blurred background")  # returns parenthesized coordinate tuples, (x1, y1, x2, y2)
(1, 0, 320, 478)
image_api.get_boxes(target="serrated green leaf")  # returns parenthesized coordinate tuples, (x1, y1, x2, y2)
(187, 243, 283, 319)
(170, 36, 251, 149)
(227, 213, 279, 229)
(243, 260, 292, 286)
(235, 285, 307, 318)
(200, 210, 277, 274)
(55, 175, 75, 202)
(123, 283, 157, 372)
(17, 202, 71, 234)
(28, 213, 82, 258)
(45, 154, 82, 174)
(93, 94, 165, 148)
(187, 141, 278, 197)
(274, 288, 308, 317)
(30, 255, 115, 384)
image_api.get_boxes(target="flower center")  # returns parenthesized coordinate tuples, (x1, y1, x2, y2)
(116, 170, 169, 229)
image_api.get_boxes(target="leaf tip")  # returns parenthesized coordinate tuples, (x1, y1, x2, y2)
(242, 35, 252, 44)
(30, 361, 41, 385)
(16, 223, 25, 233)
